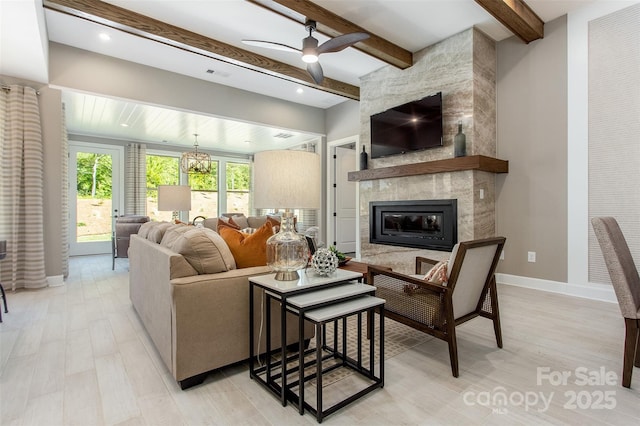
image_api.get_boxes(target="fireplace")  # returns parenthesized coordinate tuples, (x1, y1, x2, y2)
(369, 200, 457, 251)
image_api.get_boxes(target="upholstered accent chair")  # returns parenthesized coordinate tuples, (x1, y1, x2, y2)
(591, 217, 640, 388)
(112, 215, 150, 269)
(367, 237, 506, 377)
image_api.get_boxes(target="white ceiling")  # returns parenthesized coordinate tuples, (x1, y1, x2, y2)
(1, 0, 600, 154)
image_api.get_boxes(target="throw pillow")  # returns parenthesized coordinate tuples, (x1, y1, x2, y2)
(403, 259, 448, 296)
(217, 217, 240, 232)
(168, 228, 236, 274)
(230, 214, 249, 229)
(218, 220, 274, 268)
(424, 260, 449, 284)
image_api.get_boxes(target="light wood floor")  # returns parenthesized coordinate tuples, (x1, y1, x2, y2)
(1, 255, 639, 425)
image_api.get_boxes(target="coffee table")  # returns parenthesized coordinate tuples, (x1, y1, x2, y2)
(248, 269, 384, 421)
(249, 269, 364, 405)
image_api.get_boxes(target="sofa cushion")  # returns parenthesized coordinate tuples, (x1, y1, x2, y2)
(138, 221, 173, 243)
(202, 218, 218, 231)
(160, 224, 192, 248)
(166, 228, 236, 274)
(218, 220, 274, 268)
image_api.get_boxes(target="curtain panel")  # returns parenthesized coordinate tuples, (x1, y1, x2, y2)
(125, 143, 147, 215)
(0, 85, 47, 290)
(61, 103, 69, 278)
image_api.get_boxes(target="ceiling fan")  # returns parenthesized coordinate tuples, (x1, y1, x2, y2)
(242, 20, 369, 85)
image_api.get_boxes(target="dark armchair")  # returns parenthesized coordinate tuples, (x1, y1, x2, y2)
(112, 215, 150, 269)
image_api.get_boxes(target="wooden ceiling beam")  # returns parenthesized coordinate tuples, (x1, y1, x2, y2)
(474, 0, 544, 43)
(43, 0, 360, 100)
(248, 0, 413, 69)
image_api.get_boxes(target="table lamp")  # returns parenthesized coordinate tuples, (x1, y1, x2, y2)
(253, 150, 321, 280)
(158, 185, 192, 222)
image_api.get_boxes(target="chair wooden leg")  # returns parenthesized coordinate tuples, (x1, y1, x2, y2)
(635, 321, 640, 368)
(447, 325, 459, 378)
(490, 278, 503, 348)
(0, 282, 6, 313)
(112, 236, 116, 270)
(0, 283, 6, 323)
(622, 318, 639, 388)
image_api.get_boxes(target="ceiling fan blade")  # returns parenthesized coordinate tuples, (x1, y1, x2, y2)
(317, 33, 369, 55)
(306, 62, 324, 84)
(241, 39, 300, 53)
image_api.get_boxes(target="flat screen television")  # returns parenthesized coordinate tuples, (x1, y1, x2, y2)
(370, 92, 443, 159)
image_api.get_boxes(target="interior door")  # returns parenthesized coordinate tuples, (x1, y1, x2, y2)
(69, 143, 123, 256)
(334, 146, 357, 253)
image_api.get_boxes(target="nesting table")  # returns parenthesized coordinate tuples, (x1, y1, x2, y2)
(249, 269, 385, 422)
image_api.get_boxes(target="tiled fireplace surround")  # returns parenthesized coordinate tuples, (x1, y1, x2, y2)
(358, 28, 498, 274)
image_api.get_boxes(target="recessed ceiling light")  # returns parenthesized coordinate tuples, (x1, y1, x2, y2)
(296, 87, 304, 94)
(99, 33, 111, 41)
(120, 123, 129, 127)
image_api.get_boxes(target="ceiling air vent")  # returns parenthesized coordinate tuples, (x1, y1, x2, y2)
(274, 133, 294, 139)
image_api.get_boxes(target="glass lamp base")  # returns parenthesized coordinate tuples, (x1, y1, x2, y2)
(266, 212, 309, 281)
(273, 270, 300, 281)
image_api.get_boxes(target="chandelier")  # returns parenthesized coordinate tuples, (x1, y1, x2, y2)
(180, 133, 212, 174)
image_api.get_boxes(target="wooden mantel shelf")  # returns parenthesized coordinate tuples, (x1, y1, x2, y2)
(347, 155, 508, 182)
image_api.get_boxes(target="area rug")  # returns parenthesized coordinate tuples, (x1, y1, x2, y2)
(293, 314, 432, 387)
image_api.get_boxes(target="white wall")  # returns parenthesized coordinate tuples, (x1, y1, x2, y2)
(567, 1, 640, 296)
(496, 1, 640, 302)
(325, 100, 359, 142)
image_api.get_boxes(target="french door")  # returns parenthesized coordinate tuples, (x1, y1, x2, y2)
(69, 142, 124, 256)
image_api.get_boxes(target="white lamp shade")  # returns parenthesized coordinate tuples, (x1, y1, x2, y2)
(253, 150, 321, 209)
(158, 185, 192, 211)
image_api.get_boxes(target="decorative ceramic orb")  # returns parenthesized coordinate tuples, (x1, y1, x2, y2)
(311, 248, 338, 276)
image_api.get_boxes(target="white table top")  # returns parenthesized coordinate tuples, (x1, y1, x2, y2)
(304, 296, 385, 323)
(286, 283, 376, 309)
(249, 268, 363, 294)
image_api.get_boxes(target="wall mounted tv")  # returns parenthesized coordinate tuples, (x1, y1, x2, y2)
(370, 92, 443, 159)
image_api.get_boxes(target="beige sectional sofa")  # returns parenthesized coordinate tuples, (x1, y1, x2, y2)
(129, 219, 314, 389)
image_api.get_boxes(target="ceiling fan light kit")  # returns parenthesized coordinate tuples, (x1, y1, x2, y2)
(242, 19, 369, 84)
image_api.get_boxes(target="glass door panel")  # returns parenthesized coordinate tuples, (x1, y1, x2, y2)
(69, 143, 123, 256)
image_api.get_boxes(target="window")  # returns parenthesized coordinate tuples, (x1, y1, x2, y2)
(225, 162, 250, 215)
(188, 162, 219, 219)
(146, 154, 179, 222)
(145, 152, 250, 221)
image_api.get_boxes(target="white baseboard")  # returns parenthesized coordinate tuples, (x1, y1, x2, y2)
(47, 275, 65, 287)
(496, 273, 616, 303)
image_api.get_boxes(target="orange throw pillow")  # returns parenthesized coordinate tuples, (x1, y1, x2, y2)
(218, 220, 274, 268)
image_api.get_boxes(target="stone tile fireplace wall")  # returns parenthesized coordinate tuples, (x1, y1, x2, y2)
(358, 28, 497, 274)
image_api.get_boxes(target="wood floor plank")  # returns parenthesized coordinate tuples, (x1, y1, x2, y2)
(63, 370, 103, 426)
(29, 339, 66, 399)
(1, 254, 639, 425)
(95, 353, 141, 425)
(65, 328, 95, 376)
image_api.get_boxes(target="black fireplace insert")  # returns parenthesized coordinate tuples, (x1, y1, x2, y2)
(369, 200, 457, 251)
